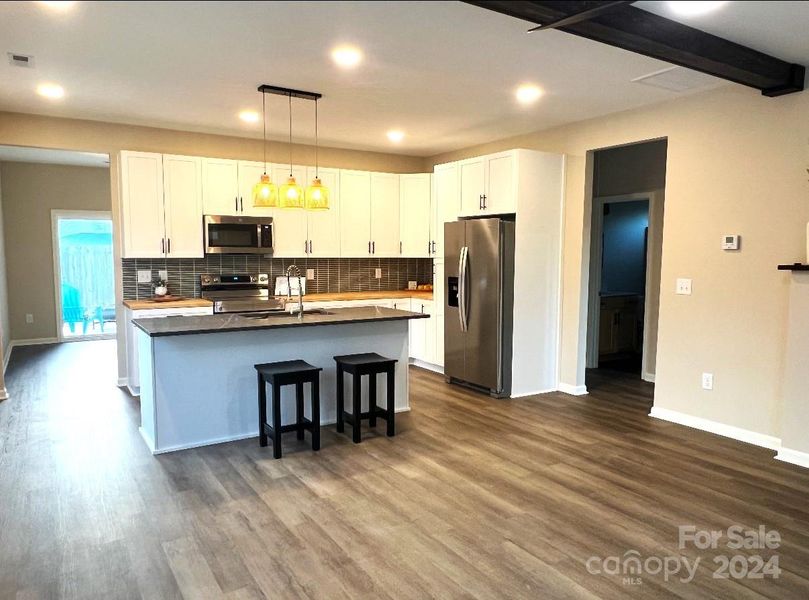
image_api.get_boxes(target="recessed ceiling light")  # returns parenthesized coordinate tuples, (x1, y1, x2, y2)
(37, 1, 77, 9)
(515, 84, 543, 105)
(387, 130, 405, 143)
(239, 110, 260, 123)
(37, 83, 65, 99)
(331, 45, 363, 69)
(666, 1, 728, 16)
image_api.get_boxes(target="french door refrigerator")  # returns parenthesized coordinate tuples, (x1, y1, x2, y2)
(444, 218, 515, 397)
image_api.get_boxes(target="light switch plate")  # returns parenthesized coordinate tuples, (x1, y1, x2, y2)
(702, 372, 714, 390)
(137, 270, 152, 283)
(374, 268, 382, 279)
(306, 268, 315, 280)
(676, 278, 692, 295)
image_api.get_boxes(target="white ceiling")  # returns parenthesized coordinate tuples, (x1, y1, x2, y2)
(0, 1, 803, 157)
(0, 144, 109, 167)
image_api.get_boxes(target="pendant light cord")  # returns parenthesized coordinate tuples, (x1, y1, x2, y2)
(262, 91, 267, 175)
(314, 98, 319, 178)
(288, 93, 293, 177)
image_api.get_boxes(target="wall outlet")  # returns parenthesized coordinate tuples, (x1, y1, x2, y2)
(137, 270, 152, 283)
(702, 372, 714, 390)
(158, 270, 168, 281)
(25, 313, 33, 324)
(676, 278, 692, 295)
(374, 268, 382, 279)
(306, 268, 315, 280)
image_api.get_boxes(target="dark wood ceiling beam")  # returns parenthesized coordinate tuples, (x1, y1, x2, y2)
(465, 0, 805, 96)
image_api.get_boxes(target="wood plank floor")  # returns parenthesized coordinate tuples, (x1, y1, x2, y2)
(2, 340, 809, 599)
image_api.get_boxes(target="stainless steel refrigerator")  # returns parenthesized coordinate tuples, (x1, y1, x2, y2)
(444, 218, 515, 397)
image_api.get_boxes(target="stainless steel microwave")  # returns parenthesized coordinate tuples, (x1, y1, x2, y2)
(203, 215, 274, 255)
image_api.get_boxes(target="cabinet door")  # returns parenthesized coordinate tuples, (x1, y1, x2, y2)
(238, 161, 273, 217)
(434, 312, 444, 367)
(459, 157, 485, 217)
(202, 158, 240, 215)
(306, 167, 341, 257)
(433, 163, 459, 258)
(370, 172, 400, 257)
(120, 151, 166, 258)
(163, 154, 203, 258)
(272, 164, 309, 257)
(399, 174, 431, 257)
(339, 170, 372, 257)
(423, 301, 436, 364)
(409, 302, 427, 361)
(433, 261, 445, 316)
(391, 299, 411, 311)
(485, 151, 515, 214)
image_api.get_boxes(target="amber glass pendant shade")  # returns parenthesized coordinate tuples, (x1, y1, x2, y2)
(252, 173, 278, 208)
(305, 177, 330, 210)
(279, 176, 304, 209)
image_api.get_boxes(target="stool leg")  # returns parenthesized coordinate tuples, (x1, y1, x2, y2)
(386, 366, 395, 437)
(272, 382, 282, 459)
(295, 382, 305, 441)
(336, 366, 345, 433)
(258, 373, 268, 447)
(368, 372, 377, 428)
(311, 376, 321, 451)
(352, 372, 362, 444)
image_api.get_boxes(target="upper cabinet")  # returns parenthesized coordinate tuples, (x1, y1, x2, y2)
(339, 169, 372, 258)
(272, 164, 309, 257)
(399, 173, 432, 258)
(370, 173, 400, 257)
(458, 150, 516, 217)
(237, 161, 272, 217)
(305, 167, 340, 258)
(202, 158, 240, 215)
(432, 162, 460, 259)
(120, 151, 203, 259)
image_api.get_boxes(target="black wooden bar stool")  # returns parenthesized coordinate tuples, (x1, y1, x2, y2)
(255, 360, 321, 459)
(334, 353, 397, 443)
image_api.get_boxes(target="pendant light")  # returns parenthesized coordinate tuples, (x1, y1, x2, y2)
(252, 90, 278, 208)
(305, 98, 330, 210)
(279, 92, 304, 209)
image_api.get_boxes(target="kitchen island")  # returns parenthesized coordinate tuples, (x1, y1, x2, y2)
(133, 306, 428, 454)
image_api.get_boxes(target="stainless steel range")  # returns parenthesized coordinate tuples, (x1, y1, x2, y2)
(200, 273, 286, 314)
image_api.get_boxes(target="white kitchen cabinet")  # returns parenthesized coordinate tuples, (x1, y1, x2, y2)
(162, 154, 203, 258)
(432, 163, 460, 258)
(120, 151, 203, 259)
(305, 167, 341, 257)
(399, 173, 432, 257)
(410, 300, 434, 363)
(202, 158, 240, 215)
(238, 161, 274, 217)
(120, 151, 165, 258)
(272, 164, 309, 257)
(434, 313, 444, 367)
(339, 169, 372, 257)
(391, 298, 411, 311)
(370, 172, 400, 257)
(125, 304, 213, 395)
(457, 150, 518, 217)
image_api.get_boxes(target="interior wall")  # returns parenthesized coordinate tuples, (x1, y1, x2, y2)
(601, 200, 649, 295)
(0, 166, 9, 395)
(426, 84, 809, 440)
(593, 140, 667, 197)
(0, 162, 111, 340)
(0, 111, 426, 382)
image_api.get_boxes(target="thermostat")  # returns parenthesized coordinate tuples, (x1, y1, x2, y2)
(722, 234, 740, 250)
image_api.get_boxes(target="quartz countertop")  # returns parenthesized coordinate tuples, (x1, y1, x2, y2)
(301, 290, 433, 301)
(133, 306, 429, 337)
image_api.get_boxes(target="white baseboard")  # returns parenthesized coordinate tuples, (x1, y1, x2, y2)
(642, 371, 656, 383)
(558, 382, 588, 396)
(410, 359, 444, 374)
(775, 447, 809, 469)
(10, 337, 59, 347)
(0, 387, 8, 401)
(649, 406, 781, 450)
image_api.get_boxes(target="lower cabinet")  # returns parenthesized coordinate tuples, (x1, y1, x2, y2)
(125, 305, 213, 395)
(409, 300, 435, 364)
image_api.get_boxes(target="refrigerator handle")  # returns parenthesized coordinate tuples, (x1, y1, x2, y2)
(459, 246, 469, 332)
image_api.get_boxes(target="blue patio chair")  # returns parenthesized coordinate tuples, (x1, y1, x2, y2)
(62, 283, 88, 334)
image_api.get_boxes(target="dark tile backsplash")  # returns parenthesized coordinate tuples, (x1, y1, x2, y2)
(122, 256, 434, 300)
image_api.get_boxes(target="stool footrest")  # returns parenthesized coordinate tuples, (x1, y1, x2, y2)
(263, 420, 316, 439)
(342, 407, 390, 426)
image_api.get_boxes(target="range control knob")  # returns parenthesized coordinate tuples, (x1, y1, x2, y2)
(201, 275, 212, 285)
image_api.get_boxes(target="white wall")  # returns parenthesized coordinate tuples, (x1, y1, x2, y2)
(0, 167, 10, 394)
(427, 84, 809, 442)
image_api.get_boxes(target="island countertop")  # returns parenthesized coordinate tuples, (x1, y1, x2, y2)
(133, 306, 429, 337)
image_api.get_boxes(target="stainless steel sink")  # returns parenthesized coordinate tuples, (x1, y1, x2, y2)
(239, 309, 333, 319)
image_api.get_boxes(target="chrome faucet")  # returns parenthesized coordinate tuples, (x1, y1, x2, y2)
(286, 265, 304, 318)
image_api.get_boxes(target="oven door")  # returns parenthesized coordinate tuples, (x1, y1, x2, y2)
(204, 215, 273, 254)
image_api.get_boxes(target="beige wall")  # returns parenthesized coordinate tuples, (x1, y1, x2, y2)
(427, 85, 809, 440)
(0, 167, 9, 397)
(0, 162, 111, 341)
(0, 111, 426, 381)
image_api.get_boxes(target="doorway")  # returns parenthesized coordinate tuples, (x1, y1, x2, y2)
(584, 139, 667, 385)
(52, 210, 116, 341)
